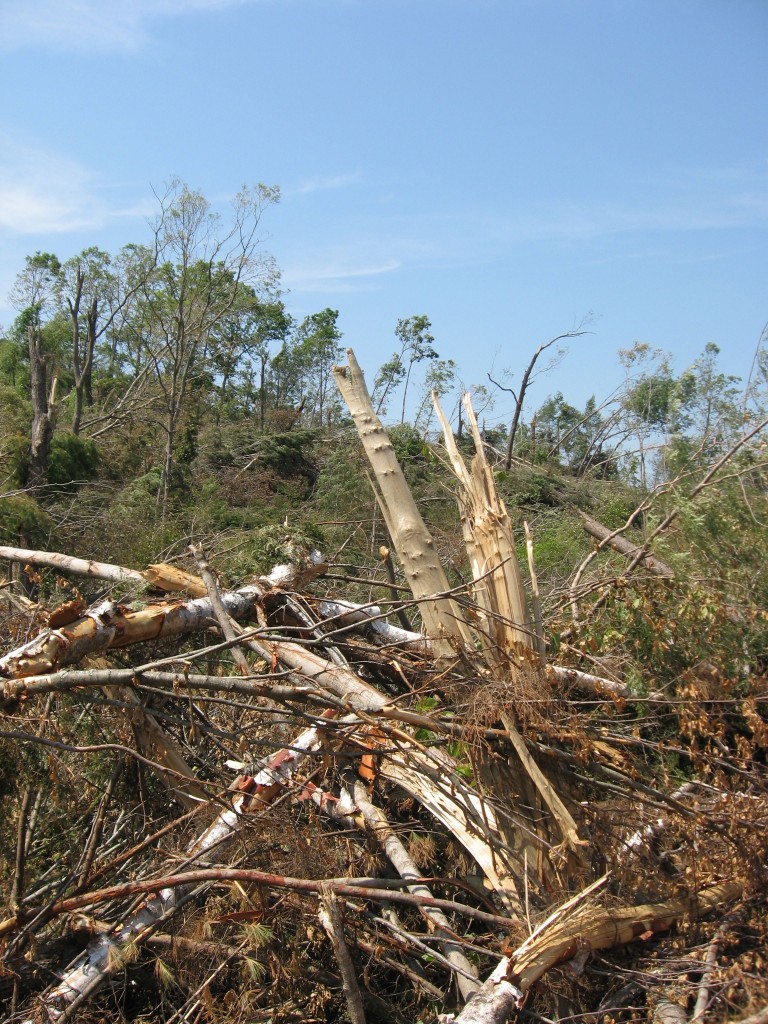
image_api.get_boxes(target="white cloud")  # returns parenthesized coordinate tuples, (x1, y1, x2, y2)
(484, 178, 768, 249)
(0, 0, 251, 53)
(293, 173, 363, 196)
(283, 258, 400, 293)
(0, 138, 110, 233)
(0, 134, 153, 234)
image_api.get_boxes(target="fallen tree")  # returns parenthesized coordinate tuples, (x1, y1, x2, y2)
(0, 352, 765, 1024)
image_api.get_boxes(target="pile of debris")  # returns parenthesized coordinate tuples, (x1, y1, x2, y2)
(1, 352, 766, 1024)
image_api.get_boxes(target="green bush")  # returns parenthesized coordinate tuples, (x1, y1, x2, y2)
(0, 494, 53, 545)
(45, 432, 100, 486)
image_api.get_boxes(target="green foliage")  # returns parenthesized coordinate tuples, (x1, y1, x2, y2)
(0, 494, 53, 545)
(495, 466, 562, 508)
(271, 308, 343, 427)
(525, 512, 585, 578)
(45, 433, 100, 486)
(388, 422, 428, 464)
(596, 490, 637, 529)
(248, 429, 319, 480)
(312, 432, 373, 555)
(0, 432, 31, 488)
(230, 523, 326, 579)
(0, 338, 28, 390)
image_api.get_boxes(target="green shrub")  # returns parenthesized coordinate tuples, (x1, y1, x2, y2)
(0, 494, 53, 545)
(45, 432, 100, 486)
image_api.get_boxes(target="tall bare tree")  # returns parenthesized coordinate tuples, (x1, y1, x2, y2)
(489, 326, 587, 470)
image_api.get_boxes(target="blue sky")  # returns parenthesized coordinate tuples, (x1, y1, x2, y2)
(0, 0, 765, 427)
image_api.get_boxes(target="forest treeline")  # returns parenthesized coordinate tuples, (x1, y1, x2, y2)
(2, 181, 766, 570)
(1, 181, 767, 1024)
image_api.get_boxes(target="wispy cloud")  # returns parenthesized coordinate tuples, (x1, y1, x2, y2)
(0, 137, 109, 233)
(0, 134, 151, 234)
(292, 172, 363, 196)
(283, 258, 400, 293)
(482, 174, 768, 249)
(0, 0, 251, 53)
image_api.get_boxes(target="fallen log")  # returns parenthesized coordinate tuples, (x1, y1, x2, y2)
(0, 589, 262, 679)
(577, 511, 675, 578)
(0, 545, 145, 585)
(0, 588, 531, 917)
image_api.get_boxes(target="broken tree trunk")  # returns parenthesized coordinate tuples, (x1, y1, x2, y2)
(433, 391, 584, 868)
(433, 392, 533, 660)
(0, 590, 262, 679)
(333, 350, 474, 655)
(442, 880, 744, 1024)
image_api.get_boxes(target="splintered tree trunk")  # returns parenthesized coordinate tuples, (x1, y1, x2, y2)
(0, 590, 262, 680)
(333, 350, 474, 654)
(433, 392, 532, 660)
(27, 326, 55, 490)
(446, 882, 744, 1024)
(334, 358, 577, 891)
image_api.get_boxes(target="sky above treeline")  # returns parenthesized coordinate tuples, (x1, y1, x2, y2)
(0, 0, 765, 427)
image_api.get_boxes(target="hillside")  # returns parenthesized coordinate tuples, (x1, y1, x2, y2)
(1, 332, 767, 1024)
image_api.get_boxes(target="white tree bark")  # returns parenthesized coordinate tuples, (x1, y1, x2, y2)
(0, 546, 145, 585)
(0, 589, 262, 679)
(333, 350, 474, 654)
(352, 778, 480, 1001)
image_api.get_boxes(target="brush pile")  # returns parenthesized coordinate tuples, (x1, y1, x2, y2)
(1, 352, 766, 1024)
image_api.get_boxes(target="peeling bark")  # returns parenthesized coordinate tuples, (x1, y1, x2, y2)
(0, 589, 262, 679)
